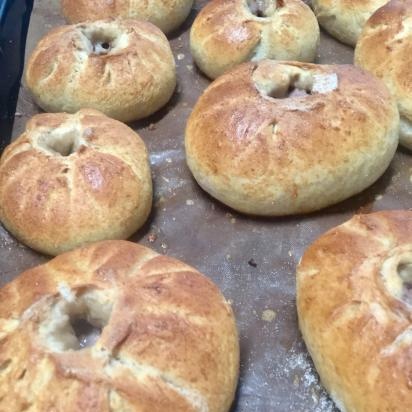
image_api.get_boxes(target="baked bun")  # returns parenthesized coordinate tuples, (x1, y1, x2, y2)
(185, 60, 399, 216)
(312, 0, 388, 46)
(0, 240, 239, 411)
(297, 210, 412, 411)
(25, 19, 176, 122)
(190, 0, 319, 79)
(355, 0, 412, 151)
(0, 110, 152, 256)
(61, 0, 193, 34)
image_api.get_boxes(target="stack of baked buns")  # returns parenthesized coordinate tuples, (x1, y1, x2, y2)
(0, 0, 411, 410)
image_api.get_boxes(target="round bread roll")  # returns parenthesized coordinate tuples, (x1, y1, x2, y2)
(0, 240, 239, 411)
(312, 0, 388, 46)
(185, 60, 399, 216)
(355, 0, 412, 151)
(297, 210, 412, 411)
(190, 0, 320, 79)
(61, 0, 193, 34)
(25, 19, 176, 122)
(0, 109, 152, 256)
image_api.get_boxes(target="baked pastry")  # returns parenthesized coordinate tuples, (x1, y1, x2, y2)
(25, 19, 176, 122)
(190, 0, 319, 79)
(355, 0, 412, 150)
(0, 110, 152, 256)
(312, 0, 388, 46)
(61, 0, 193, 34)
(297, 210, 412, 411)
(185, 60, 399, 216)
(0, 240, 239, 411)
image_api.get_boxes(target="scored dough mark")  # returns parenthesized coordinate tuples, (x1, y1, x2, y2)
(0, 359, 11, 373)
(106, 356, 209, 412)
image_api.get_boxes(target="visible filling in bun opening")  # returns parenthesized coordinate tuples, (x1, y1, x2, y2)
(37, 126, 84, 157)
(39, 286, 113, 352)
(247, 0, 283, 17)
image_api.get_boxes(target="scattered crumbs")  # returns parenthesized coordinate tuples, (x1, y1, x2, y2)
(312, 387, 320, 404)
(293, 374, 300, 387)
(161, 242, 168, 250)
(15, 112, 22, 117)
(186, 199, 194, 206)
(162, 176, 170, 183)
(230, 218, 236, 224)
(225, 212, 233, 218)
(155, 196, 166, 207)
(227, 299, 233, 305)
(283, 347, 336, 411)
(177, 53, 185, 60)
(248, 258, 257, 268)
(147, 233, 157, 243)
(375, 194, 383, 200)
(186, 64, 193, 71)
(288, 250, 292, 257)
(226, 254, 231, 261)
(148, 123, 156, 131)
(261, 309, 276, 322)
(166, 158, 172, 163)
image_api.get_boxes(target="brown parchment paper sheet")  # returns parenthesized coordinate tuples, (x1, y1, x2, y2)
(2, 0, 412, 410)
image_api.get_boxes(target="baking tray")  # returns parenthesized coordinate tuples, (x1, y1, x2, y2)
(2, 0, 412, 410)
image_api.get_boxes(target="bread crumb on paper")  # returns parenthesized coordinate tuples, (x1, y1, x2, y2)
(261, 309, 276, 322)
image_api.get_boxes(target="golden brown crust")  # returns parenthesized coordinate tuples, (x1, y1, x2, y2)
(61, 0, 194, 33)
(312, 0, 389, 46)
(190, 0, 319, 79)
(25, 19, 176, 122)
(0, 240, 239, 411)
(0, 110, 152, 256)
(355, 0, 412, 150)
(185, 60, 399, 216)
(297, 210, 412, 412)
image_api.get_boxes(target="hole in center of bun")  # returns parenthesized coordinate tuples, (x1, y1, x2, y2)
(39, 287, 113, 352)
(38, 128, 83, 157)
(92, 40, 113, 55)
(80, 26, 121, 56)
(70, 317, 101, 349)
(247, 0, 282, 17)
(398, 262, 412, 286)
(259, 71, 313, 99)
(397, 261, 412, 305)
